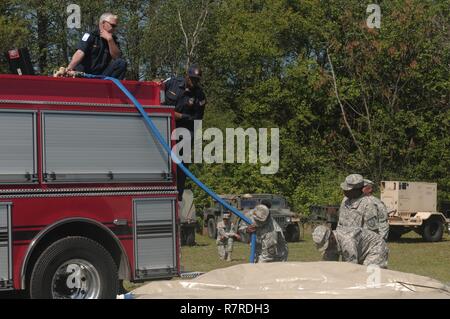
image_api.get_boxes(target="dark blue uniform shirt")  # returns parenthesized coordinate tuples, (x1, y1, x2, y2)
(164, 76, 206, 131)
(75, 31, 120, 75)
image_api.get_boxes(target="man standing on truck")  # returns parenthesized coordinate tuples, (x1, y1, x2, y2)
(66, 13, 127, 79)
(216, 212, 240, 261)
(337, 174, 379, 233)
(246, 205, 288, 263)
(163, 65, 206, 201)
(362, 179, 389, 241)
(312, 225, 389, 268)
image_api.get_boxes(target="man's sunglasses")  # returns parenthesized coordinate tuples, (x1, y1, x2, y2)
(104, 21, 118, 28)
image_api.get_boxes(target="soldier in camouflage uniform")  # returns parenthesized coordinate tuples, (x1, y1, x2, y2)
(312, 225, 389, 268)
(338, 174, 379, 232)
(246, 205, 288, 263)
(216, 212, 240, 261)
(363, 179, 390, 241)
(238, 198, 271, 236)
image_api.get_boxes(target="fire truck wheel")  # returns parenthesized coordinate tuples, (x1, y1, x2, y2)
(30, 236, 118, 299)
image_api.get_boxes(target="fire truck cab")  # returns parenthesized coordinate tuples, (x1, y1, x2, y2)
(0, 75, 179, 298)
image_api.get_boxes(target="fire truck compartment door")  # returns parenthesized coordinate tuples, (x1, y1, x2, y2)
(133, 198, 177, 279)
(42, 112, 172, 182)
(0, 111, 36, 183)
(0, 203, 12, 289)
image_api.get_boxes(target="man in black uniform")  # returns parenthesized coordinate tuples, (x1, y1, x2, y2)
(67, 13, 127, 79)
(163, 65, 206, 200)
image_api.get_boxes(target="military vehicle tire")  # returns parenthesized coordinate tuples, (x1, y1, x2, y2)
(185, 227, 196, 246)
(239, 231, 251, 243)
(422, 218, 444, 242)
(388, 228, 404, 241)
(180, 228, 187, 245)
(207, 218, 216, 239)
(286, 224, 300, 242)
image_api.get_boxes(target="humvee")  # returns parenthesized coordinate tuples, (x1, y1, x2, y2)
(308, 205, 340, 230)
(203, 194, 303, 242)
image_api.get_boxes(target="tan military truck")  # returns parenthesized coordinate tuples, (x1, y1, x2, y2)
(381, 181, 450, 242)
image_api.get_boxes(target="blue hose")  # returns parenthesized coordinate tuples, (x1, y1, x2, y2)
(84, 74, 256, 263)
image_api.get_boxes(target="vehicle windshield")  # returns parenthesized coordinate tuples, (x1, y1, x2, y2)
(214, 199, 232, 210)
(270, 199, 284, 208)
(241, 199, 257, 209)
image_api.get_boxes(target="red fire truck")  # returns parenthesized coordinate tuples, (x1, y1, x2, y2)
(0, 74, 179, 299)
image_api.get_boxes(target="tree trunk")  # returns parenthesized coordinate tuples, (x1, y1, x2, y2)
(125, 3, 141, 81)
(37, 6, 48, 73)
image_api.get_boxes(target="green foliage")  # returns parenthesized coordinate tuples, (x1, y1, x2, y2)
(0, 2, 29, 73)
(200, 0, 450, 211)
(0, 0, 448, 210)
(0, 15, 29, 48)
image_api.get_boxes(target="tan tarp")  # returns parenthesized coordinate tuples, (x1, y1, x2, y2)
(132, 262, 450, 299)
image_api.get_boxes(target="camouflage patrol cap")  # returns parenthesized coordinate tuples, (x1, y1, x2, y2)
(340, 174, 364, 191)
(253, 205, 270, 222)
(312, 225, 331, 252)
(363, 179, 374, 186)
(223, 212, 231, 219)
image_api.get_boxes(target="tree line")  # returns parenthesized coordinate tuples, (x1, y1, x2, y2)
(1, 0, 449, 213)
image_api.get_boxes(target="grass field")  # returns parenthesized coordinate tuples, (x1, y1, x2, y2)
(2, 227, 448, 297)
(176, 228, 450, 285)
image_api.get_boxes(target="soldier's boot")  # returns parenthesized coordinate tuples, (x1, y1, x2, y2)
(226, 252, 232, 262)
(218, 247, 226, 260)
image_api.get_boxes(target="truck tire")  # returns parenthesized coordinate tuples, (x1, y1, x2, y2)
(30, 236, 118, 299)
(422, 218, 444, 242)
(286, 224, 300, 242)
(180, 228, 187, 246)
(239, 232, 250, 244)
(185, 227, 196, 246)
(388, 227, 404, 241)
(207, 218, 216, 239)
